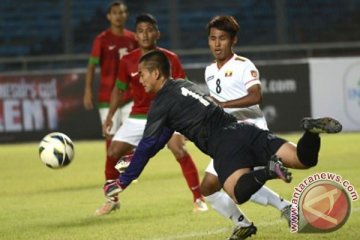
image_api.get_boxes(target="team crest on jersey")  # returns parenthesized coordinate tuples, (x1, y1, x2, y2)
(251, 70, 258, 78)
(206, 75, 215, 82)
(225, 70, 233, 77)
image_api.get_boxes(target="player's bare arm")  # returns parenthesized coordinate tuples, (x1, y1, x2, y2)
(216, 84, 262, 108)
(83, 63, 96, 110)
(102, 85, 125, 136)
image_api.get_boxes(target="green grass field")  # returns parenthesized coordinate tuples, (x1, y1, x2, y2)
(1, 133, 359, 240)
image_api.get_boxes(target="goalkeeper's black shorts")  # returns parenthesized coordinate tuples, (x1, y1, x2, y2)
(209, 122, 287, 185)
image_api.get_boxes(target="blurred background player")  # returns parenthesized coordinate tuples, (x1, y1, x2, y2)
(200, 15, 292, 234)
(103, 13, 207, 213)
(82, 0, 138, 216)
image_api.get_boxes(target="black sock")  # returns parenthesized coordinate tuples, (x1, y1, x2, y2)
(297, 131, 320, 167)
(234, 169, 270, 204)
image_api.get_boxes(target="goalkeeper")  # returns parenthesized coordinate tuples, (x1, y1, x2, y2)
(104, 50, 342, 239)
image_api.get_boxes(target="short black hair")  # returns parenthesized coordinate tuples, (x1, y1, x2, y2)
(139, 50, 170, 78)
(106, 1, 127, 14)
(207, 15, 240, 39)
(135, 13, 158, 30)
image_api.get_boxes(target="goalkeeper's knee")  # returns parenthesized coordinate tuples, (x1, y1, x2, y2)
(234, 174, 263, 204)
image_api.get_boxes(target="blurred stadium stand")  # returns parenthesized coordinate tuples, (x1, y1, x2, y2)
(1, 0, 360, 71)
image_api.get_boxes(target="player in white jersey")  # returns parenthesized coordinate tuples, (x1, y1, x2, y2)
(200, 15, 291, 239)
(205, 54, 268, 129)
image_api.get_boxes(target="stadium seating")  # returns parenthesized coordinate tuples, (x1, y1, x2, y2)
(0, 0, 359, 58)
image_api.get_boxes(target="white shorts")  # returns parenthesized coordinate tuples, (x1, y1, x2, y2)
(240, 117, 268, 131)
(204, 118, 268, 176)
(112, 118, 147, 146)
(99, 101, 133, 135)
(205, 159, 217, 175)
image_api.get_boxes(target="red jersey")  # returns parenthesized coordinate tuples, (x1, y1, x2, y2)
(116, 47, 186, 117)
(89, 29, 138, 105)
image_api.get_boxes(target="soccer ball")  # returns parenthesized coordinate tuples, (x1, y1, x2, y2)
(39, 132, 74, 169)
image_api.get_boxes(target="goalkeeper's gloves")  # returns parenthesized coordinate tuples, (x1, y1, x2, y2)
(104, 179, 125, 197)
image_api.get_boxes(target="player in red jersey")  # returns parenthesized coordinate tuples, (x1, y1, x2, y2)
(82, 1, 138, 216)
(103, 13, 208, 213)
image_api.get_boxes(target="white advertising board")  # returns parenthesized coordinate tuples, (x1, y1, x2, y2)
(309, 57, 360, 131)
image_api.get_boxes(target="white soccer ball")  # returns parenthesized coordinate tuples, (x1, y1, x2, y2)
(39, 132, 74, 169)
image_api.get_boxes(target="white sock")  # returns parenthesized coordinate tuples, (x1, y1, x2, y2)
(250, 186, 290, 210)
(205, 191, 251, 227)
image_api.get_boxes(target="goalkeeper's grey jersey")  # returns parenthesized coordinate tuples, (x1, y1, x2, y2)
(145, 79, 237, 155)
(119, 78, 275, 187)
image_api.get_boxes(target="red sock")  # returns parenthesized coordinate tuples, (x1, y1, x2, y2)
(177, 154, 203, 202)
(104, 139, 120, 180)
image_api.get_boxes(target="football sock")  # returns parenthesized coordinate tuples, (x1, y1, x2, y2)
(104, 139, 134, 180)
(105, 139, 120, 180)
(234, 169, 271, 204)
(105, 180, 118, 202)
(205, 191, 251, 227)
(177, 154, 202, 201)
(297, 131, 320, 167)
(250, 186, 290, 210)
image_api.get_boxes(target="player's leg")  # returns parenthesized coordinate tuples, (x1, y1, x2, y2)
(99, 107, 124, 179)
(248, 165, 291, 225)
(109, 117, 147, 175)
(201, 161, 257, 239)
(96, 117, 145, 216)
(96, 107, 124, 216)
(219, 157, 289, 238)
(96, 140, 133, 216)
(229, 117, 343, 206)
(108, 139, 134, 159)
(166, 133, 207, 212)
(249, 184, 291, 225)
(242, 118, 291, 223)
(223, 168, 252, 203)
(276, 117, 342, 169)
(201, 160, 252, 227)
(203, 160, 291, 226)
(96, 141, 133, 216)
(221, 167, 263, 240)
(110, 101, 135, 173)
(223, 156, 291, 206)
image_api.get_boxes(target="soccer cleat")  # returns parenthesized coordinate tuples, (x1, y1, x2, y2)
(267, 155, 292, 183)
(228, 223, 257, 240)
(280, 204, 292, 227)
(193, 198, 208, 213)
(94, 199, 120, 216)
(115, 153, 134, 173)
(301, 117, 342, 134)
